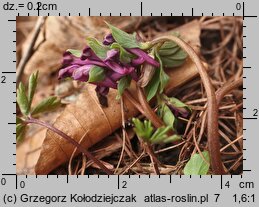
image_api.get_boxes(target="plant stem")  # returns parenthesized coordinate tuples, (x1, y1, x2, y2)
(25, 117, 113, 175)
(136, 86, 165, 128)
(216, 77, 242, 104)
(124, 88, 165, 128)
(123, 89, 145, 115)
(146, 143, 160, 175)
(150, 36, 225, 174)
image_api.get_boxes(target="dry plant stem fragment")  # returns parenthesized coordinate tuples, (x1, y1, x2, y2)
(136, 86, 164, 128)
(25, 118, 113, 175)
(16, 16, 47, 85)
(151, 35, 225, 174)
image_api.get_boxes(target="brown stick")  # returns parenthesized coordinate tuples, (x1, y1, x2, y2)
(151, 36, 225, 174)
(25, 118, 113, 175)
(136, 86, 165, 128)
(216, 77, 242, 104)
(146, 143, 160, 175)
(123, 90, 145, 115)
(124, 89, 165, 128)
(16, 17, 47, 85)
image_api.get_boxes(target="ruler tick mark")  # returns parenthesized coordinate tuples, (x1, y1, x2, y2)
(117, 175, 120, 189)
(140, 2, 143, 16)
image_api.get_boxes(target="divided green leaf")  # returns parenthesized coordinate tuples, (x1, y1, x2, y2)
(183, 151, 210, 175)
(86, 37, 109, 59)
(163, 134, 182, 143)
(88, 66, 105, 83)
(66, 49, 82, 58)
(132, 118, 182, 144)
(149, 125, 171, 144)
(31, 96, 61, 115)
(17, 82, 29, 116)
(28, 71, 39, 109)
(132, 118, 153, 141)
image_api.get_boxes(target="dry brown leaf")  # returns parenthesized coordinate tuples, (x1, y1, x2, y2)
(16, 128, 46, 175)
(34, 20, 201, 174)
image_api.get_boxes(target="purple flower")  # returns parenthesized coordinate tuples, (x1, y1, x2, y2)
(81, 46, 101, 61)
(128, 48, 160, 68)
(104, 49, 119, 62)
(58, 48, 106, 80)
(103, 34, 160, 68)
(104, 49, 136, 77)
(71, 65, 92, 82)
(103, 33, 115, 45)
(58, 33, 159, 104)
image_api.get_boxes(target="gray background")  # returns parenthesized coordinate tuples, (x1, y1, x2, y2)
(0, 0, 258, 206)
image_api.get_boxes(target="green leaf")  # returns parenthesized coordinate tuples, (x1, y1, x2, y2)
(28, 71, 39, 109)
(144, 68, 160, 101)
(149, 125, 171, 144)
(110, 43, 135, 63)
(88, 66, 105, 83)
(164, 95, 191, 113)
(159, 70, 170, 93)
(31, 96, 61, 115)
(183, 151, 210, 175)
(158, 46, 180, 56)
(16, 124, 26, 142)
(17, 82, 29, 116)
(16, 117, 23, 124)
(132, 118, 153, 141)
(117, 76, 132, 98)
(86, 37, 109, 59)
(159, 41, 178, 50)
(157, 104, 175, 128)
(66, 49, 82, 57)
(158, 32, 188, 68)
(132, 118, 181, 144)
(163, 134, 182, 143)
(155, 50, 170, 93)
(169, 49, 188, 60)
(167, 96, 190, 109)
(157, 32, 180, 51)
(106, 22, 140, 49)
(160, 56, 186, 68)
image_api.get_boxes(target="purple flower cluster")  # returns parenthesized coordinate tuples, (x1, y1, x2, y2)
(58, 34, 159, 97)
